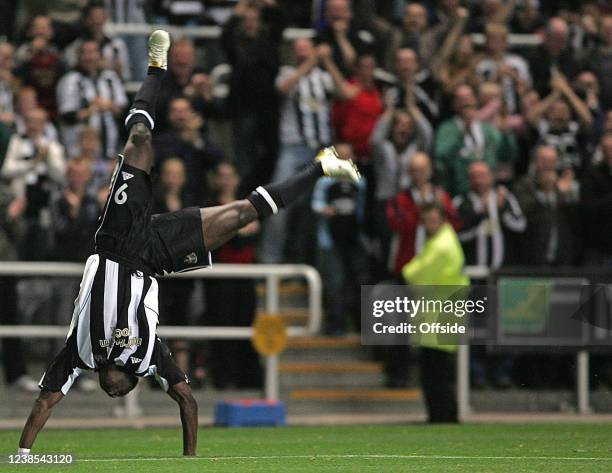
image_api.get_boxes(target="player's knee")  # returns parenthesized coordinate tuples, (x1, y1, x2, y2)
(184, 390, 197, 408)
(130, 122, 152, 147)
(34, 394, 55, 411)
(184, 391, 198, 413)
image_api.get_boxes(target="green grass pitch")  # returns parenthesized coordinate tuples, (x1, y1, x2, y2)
(1, 423, 611, 472)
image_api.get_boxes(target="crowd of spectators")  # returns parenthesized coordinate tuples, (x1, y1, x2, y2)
(1, 0, 612, 391)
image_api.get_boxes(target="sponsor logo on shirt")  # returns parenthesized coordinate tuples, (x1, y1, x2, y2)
(183, 252, 198, 265)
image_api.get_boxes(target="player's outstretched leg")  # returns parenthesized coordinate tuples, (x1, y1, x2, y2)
(201, 147, 360, 251)
(122, 29, 170, 173)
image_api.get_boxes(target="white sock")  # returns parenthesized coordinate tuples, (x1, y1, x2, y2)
(18, 448, 30, 455)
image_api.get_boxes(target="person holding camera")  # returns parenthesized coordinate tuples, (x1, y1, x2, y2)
(1, 107, 66, 259)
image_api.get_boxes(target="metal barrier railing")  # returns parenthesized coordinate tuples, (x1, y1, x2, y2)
(105, 22, 542, 94)
(104, 23, 541, 46)
(0, 261, 322, 336)
(0, 262, 593, 418)
(459, 266, 593, 417)
(0, 261, 322, 416)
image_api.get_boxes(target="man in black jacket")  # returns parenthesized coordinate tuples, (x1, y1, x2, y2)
(514, 145, 579, 266)
(0, 182, 39, 391)
(581, 133, 612, 266)
(221, 0, 285, 194)
(527, 17, 582, 97)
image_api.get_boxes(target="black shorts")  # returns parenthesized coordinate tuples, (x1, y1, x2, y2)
(95, 156, 211, 275)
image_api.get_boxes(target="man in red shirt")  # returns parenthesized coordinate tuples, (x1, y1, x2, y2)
(332, 54, 384, 163)
(386, 152, 459, 275)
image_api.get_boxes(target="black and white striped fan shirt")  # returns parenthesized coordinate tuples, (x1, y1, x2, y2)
(64, 37, 132, 81)
(56, 68, 127, 159)
(277, 65, 334, 149)
(453, 188, 526, 270)
(0, 79, 14, 120)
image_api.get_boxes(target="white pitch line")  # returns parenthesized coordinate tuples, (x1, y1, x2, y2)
(68, 454, 612, 463)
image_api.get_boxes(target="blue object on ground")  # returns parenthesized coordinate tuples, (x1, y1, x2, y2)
(214, 399, 286, 427)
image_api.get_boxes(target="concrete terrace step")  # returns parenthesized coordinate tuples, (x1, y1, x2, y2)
(254, 308, 310, 325)
(256, 281, 308, 297)
(280, 338, 378, 382)
(282, 335, 369, 363)
(279, 361, 382, 374)
(286, 335, 362, 349)
(289, 388, 422, 402)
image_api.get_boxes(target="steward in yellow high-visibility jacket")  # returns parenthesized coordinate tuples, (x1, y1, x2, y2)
(401, 202, 469, 423)
(402, 223, 468, 286)
(402, 220, 469, 353)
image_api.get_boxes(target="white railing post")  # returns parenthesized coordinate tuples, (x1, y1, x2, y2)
(577, 350, 591, 414)
(458, 265, 489, 421)
(265, 355, 280, 402)
(302, 266, 322, 335)
(264, 274, 280, 402)
(457, 344, 470, 420)
(123, 383, 142, 419)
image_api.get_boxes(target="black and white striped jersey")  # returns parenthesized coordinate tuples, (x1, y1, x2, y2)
(39, 254, 187, 394)
(71, 254, 158, 371)
(39, 154, 211, 394)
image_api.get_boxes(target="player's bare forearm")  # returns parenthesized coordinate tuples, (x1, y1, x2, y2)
(168, 382, 198, 456)
(19, 391, 64, 450)
(179, 396, 198, 456)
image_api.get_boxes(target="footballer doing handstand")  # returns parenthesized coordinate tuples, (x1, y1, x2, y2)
(17, 30, 359, 457)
